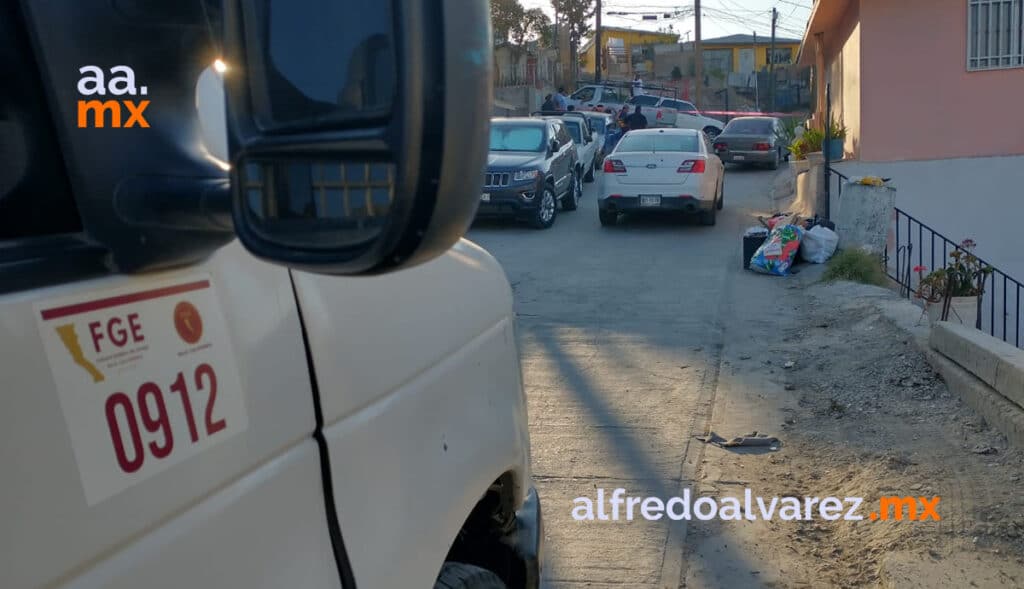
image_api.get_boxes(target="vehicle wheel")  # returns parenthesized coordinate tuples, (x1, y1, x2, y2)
(584, 160, 595, 182)
(703, 126, 721, 140)
(434, 562, 507, 589)
(716, 178, 724, 210)
(530, 185, 557, 229)
(699, 206, 717, 226)
(561, 175, 579, 211)
(599, 209, 617, 226)
(768, 148, 780, 170)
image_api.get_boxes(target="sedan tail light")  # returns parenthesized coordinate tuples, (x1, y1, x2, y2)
(713, 142, 727, 151)
(754, 142, 772, 151)
(604, 159, 627, 173)
(678, 159, 706, 173)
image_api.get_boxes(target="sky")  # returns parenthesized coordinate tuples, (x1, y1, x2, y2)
(518, 0, 813, 43)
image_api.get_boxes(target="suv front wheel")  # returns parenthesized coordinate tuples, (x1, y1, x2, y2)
(530, 185, 558, 229)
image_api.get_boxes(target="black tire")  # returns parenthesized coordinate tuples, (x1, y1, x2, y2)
(703, 126, 721, 140)
(716, 177, 724, 210)
(434, 562, 507, 589)
(699, 206, 717, 226)
(561, 173, 580, 211)
(584, 160, 595, 182)
(530, 185, 557, 229)
(599, 209, 617, 226)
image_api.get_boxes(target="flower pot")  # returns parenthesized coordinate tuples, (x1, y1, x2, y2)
(790, 158, 811, 182)
(826, 138, 844, 160)
(927, 296, 980, 328)
(806, 151, 825, 165)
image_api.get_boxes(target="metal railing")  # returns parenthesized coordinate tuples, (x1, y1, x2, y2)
(886, 207, 1023, 349)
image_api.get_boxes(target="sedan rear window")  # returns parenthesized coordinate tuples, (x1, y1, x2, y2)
(615, 133, 700, 153)
(489, 125, 545, 152)
(723, 119, 774, 135)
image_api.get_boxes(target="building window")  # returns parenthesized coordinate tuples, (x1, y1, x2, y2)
(968, 0, 1024, 70)
(770, 47, 793, 65)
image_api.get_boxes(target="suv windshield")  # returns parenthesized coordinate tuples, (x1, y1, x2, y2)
(724, 118, 774, 134)
(615, 133, 700, 152)
(489, 124, 546, 152)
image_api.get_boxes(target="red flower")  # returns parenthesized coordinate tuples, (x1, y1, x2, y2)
(961, 239, 976, 249)
(913, 265, 927, 273)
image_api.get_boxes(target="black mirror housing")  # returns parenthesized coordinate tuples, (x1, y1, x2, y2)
(223, 0, 493, 275)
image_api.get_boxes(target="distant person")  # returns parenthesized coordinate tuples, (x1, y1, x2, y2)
(594, 104, 605, 112)
(625, 105, 647, 131)
(631, 73, 644, 97)
(617, 104, 630, 129)
(554, 87, 569, 111)
(540, 93, 556, 111)
(566, 104, 575, 112)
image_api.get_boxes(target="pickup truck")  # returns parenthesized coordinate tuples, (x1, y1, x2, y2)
(568, 84, 630, 112)
(626, 95, 726, 138)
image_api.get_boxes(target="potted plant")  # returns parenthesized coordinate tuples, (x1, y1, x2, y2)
(914, 239, 993, 327)
(825, 116, 846, 160)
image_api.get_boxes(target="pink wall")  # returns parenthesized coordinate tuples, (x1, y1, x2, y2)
(859, 0, 1024, 162)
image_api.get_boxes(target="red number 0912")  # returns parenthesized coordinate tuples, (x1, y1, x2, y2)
(104, 362, 227, 474)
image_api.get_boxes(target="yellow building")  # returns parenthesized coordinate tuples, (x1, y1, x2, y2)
(579, 26, 679, 79)
(700, 34, 802, 76)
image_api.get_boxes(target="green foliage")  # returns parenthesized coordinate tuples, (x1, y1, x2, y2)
(789, 126, 824, 161)
(775, 118, 801, 151)
(827, 115, 847, 140)
(491, 0, 552, 46)
(915, 239, 993, 299)
(822, 249, 888, 286)
(551, 0, 595, 49)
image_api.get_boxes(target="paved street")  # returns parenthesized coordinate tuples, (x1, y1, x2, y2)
(468, 165, 782, 588)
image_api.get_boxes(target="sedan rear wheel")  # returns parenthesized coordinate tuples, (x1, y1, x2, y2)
(561, 173, 580, 211)
(716, 177, 724, 210)
(599, 209, 617, 227)
(584, 160, 595, 182)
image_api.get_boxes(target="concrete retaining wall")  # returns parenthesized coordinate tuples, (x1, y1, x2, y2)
(929, 321, 1024, 447)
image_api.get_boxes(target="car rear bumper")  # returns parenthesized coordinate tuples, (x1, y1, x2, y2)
(716, 150, 775, 164)
(598, 194, 713, 214)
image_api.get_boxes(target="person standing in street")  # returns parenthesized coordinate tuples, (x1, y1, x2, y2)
(540, 93, 556, 111)
(625, 105, 647, 131)
(554, 87, 569, 111)
(631, 73, 643, 97)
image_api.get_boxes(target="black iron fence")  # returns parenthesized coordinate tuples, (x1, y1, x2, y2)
(886, 207, 1023, 349)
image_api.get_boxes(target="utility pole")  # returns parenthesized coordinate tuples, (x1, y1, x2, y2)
(595, 0, 602, 83)
(769, 7, 777, 112)
(753, 31, 759, 112)
(694, 0, 701, 107)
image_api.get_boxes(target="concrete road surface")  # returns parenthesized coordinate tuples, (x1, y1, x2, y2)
(467, 163, 785, 588)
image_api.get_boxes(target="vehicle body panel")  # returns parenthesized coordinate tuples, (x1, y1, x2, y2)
(568, 85, 629, 112)
(714, 117, 782, 165)
(292, 239, 532, 588)
(670, 100, 726, 135)
(0, 242, 334, 589)
(627, 95, 679, 127)
(562, 118, 598, 172)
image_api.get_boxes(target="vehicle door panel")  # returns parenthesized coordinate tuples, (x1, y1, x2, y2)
(0, 241, 335, 589)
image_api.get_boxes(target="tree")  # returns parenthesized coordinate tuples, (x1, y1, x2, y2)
(512, 8, 553, 46)
(491, 0, 525, 45)
(551, 0, 595, 81)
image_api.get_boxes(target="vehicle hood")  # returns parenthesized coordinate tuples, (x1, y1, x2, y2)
(487, 152, 545, 168)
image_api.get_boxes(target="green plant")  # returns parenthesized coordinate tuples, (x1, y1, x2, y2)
(775, 118, 801, 150)
(822, 249, 887, 286)
(915, 239, 993, 300)
(826, 115, 847, 140)
(790, 127, 824, 160)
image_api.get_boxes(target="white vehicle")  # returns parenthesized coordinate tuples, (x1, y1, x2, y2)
(2, 3, 541, 589)
(598, 128, 726, 227)
(567, 84, 630, 112)
(626, 96, 725, 138)
(561, 116, 600, 182)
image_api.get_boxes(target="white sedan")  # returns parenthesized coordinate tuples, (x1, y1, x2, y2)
(598, 128, 725, 226)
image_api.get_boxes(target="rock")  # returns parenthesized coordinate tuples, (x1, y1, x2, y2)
(784, 360, 796, 369)
(971, 445, 998, 455)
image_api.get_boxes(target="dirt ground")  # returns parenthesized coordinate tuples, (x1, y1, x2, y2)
(686, 278, 1024, 588)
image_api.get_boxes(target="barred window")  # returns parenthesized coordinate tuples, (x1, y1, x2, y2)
(968, 0, 1024, 70)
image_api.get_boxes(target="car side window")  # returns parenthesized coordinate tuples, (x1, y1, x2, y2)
(603, 88, 622, 103)
(556, 123, 571, 147)
(574, 87, 595, 102)
(677, 101, 698, 114)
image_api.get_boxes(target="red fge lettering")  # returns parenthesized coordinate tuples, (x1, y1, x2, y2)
(89, 313, 146, 353)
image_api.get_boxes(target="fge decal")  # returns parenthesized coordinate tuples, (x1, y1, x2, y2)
(76, 65, 150, 128)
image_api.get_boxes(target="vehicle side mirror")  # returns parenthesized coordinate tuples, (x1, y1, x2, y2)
(223, 0, 492, 275)
(550, 138, 559, 153)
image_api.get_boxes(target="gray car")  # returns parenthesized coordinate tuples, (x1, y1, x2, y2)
(712, 116, 785, 169)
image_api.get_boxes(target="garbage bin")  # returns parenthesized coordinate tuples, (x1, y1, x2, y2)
(833, 180, 897, 254)
(743, 227, 769, 269)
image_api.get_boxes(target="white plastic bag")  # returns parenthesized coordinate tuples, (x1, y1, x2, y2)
(800, 225, 839, 264)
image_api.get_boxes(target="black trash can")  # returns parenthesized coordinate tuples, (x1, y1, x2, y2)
(743, 228, 769, 269)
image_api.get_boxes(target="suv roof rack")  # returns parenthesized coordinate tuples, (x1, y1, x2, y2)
(575, 79, 678, 99)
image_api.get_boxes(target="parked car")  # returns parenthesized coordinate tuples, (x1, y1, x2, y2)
(598, 128, 726, 227)
(567, 84, 630, 112)
(625, 96, 726, 139)
(534, 111, 600, 183)
(712, 116, 786, 169)
(478, 117, 582, 228)
(581, 111, 617, 165)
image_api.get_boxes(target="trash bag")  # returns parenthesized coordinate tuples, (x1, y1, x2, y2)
(800, 225, 839, 264)
(750, 224, 804, 276)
